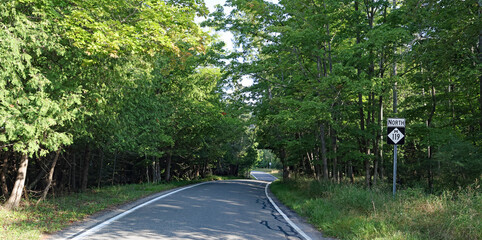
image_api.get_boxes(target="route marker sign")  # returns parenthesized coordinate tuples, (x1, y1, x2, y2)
(387, 118, 405, 145)
(387, 118, 406, 198)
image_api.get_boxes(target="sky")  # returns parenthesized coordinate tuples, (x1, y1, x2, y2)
(196, 0, 254, 87)
(201, 0, 278, 52)
(198, 0, 235, 52)
(199, 0, 278, 88)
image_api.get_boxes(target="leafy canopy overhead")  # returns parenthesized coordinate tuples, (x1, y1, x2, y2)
(61, 0, 209, 57)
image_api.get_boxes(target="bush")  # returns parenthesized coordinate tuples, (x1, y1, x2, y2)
(434, 137, 482, 190)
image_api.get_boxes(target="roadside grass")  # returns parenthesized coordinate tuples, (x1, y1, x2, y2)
(0, 176, 238, 240)
(251, 168, 282, 179)
(270, 179, 481, 240)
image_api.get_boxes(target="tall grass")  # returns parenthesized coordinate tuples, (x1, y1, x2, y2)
(270, 179, 481, 240)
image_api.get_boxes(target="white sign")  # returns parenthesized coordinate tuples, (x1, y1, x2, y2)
(387, 118, 405, 127)
(387, 118, 406, 145)
(388, 128, 405, 144)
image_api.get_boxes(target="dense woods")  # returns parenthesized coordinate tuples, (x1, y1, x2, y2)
(0, 0, 257, 210)
(1, 0, 481, 211)
(205, 0, 481, 190)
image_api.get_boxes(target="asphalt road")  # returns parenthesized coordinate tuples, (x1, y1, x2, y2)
(52, 172, 328, 240)
(250, 171, 278, 182)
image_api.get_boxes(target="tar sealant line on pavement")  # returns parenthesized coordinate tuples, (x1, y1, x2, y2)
(69, 182, 210, 240)
(265, 182, 312, 240)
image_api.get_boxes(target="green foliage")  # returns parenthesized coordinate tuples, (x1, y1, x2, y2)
(256, 149, 282, 169)
(1, 0, 252, 212)
(0, 1, 80, 156)
(1, 0, 480, 231)
(206, 0, 482, 189)
(434, 137, 482, 190)
(61, 0, 208, 57)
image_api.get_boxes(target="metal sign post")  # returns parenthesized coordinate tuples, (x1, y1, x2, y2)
(387, 118, 405, 197)
(393, 145, 397, 197)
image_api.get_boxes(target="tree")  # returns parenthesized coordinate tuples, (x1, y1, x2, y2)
(207, 0, 481, 191)
(0, 1, 80, 209)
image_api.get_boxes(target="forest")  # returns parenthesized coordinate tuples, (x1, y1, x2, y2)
(0, 0, 258, 210)
(0, 0, 481, 212)
(205, 0, 481, 189)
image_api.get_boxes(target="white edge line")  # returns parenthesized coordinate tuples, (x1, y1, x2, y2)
(265, 182, 312, 240)
(70, 182, 209, 240)
(251, 171, 259, 180)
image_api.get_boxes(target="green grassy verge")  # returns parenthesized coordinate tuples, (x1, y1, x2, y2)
(0, 176, 238, 240)
(251, 168, 282, 179)
(270, 179, 481, 240)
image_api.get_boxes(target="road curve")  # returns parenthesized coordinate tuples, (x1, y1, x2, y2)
(250, 171, 278, 182)
(63, 180, 304, 240)
(50, 171, 330, 240)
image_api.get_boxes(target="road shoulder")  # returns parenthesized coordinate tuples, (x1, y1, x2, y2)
(266, 183, 336, 240)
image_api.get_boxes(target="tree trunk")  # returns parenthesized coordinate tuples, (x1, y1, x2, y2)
(152, 157, 159, 183)
(97, 151, 104, 188)
(204, 159, 209, 177)
(1, 152, 9, 197)
(373, 94, 380, 186)
(379, 95, 385, 180)
(155, 158, 159, 183)
(348, 160, 354, 184)
(373, 149, 379, 186)
(37, 148, 61, 204)
(282, 165, 290, 180)
(280, 149, 290, 180)
(478, 0, 482, 130)
(359, 92, 370, 187)
(81, 146, 90, 191)
(310, 152, 316, 178)
(157, 157, 161, 182)
(427, 84, 436, 193)
(319, 123, 329, 180)
(427, 144, 434, 193)
(324, 0, 333, 75)
(152, 158, 156, 182)
(111, 152, 117, 185)
(165, 152, 172, 182)
(146, 165, 150, 183)
(27, 166, 47, 190)
(305, 151, 316, 178)
(72, 153, 76, 190)
(364, 158, 370, 187)
(4, 154, 28, 210)
(330, 126, 338, 183)
(145, 154, 150, 183)
(365, 92, 373, 187)
(300, 157, 306, 177)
